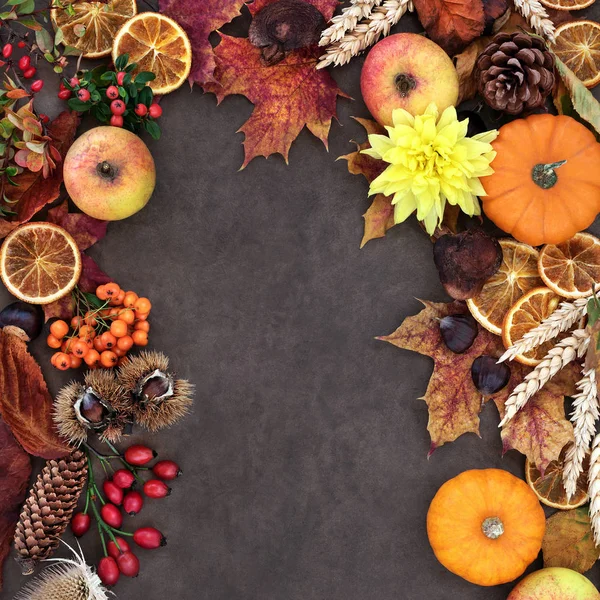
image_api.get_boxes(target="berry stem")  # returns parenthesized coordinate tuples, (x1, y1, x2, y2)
(104, 440, 145, 484)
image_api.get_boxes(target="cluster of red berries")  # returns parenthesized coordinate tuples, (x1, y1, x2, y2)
(48, 283, 152, 370)
(73, 445, 181, 585)
(1, 42, 43, 92)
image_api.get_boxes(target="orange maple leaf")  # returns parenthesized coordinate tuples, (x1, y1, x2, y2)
(204, 34, 348, 168)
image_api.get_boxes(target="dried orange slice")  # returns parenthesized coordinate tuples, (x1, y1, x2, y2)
(526, 446, 589, 510)
(553, 20, 600, 88)
(538, 232, 600, 299)
(51, 0, 137, 59)
(0, 223, 81, 305)
(502, 287, 561, 366)
(112, 13, 192, 95)
(541, 0, 595, 10)
(467, 240, 544, 335)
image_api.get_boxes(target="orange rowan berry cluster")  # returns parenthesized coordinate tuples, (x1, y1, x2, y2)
(47, 282, 152, 371)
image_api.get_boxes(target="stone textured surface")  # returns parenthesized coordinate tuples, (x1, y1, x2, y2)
(3, 4, 600, 599)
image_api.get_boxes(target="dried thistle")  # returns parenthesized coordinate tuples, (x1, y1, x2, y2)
(117, 351, 194, 432)
(54, 370, 130, 445)
(317, 0, 413, 69)
(512, 0, 556, 42)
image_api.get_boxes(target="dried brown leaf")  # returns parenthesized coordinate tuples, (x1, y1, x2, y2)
(542, 507, 598, 573)
(361, 194, 394, 248)
(454, 37, 489, 104)
(0, 330, 71, 458)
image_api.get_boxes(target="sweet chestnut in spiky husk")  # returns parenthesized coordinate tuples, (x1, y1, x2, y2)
(249, 0, 325, 65)
(433, 229, 502, 300)
(117, 351, 194, 432)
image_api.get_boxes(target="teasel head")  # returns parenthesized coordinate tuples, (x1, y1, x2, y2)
(14, 540, 108, 600)
(117, 351, 194, 432)
(54, 369, 131, 446)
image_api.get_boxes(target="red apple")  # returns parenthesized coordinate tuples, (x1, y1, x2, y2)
(64, 126, 156, 221)
(508, 568, 600, 600)
(360, 33, 459, 126)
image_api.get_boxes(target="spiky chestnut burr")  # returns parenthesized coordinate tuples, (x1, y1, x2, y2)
(54, 370, 131, 445)
(117, 351, 194, 432)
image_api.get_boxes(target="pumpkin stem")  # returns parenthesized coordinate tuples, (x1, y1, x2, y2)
(531, 160, 567, 190)
(481, 517, 504, 540)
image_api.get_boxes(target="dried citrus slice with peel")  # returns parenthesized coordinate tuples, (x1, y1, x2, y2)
(467, 240, 544, 335)
(502, 287, 561, 366)
(552, 20, 600, 88)
(0, 223, 81, 305)
(526, 446, 589, 510)
(112, 13, 192, 95)
(51, 0, 137, 59)
(540, 0, 595, 10)
(538, 232, 600, 299)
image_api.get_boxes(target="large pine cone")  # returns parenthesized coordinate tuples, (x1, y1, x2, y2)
(476, 32, 555, 115)
(14, 450, 87, 574)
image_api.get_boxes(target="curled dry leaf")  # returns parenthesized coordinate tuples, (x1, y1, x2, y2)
(483, 0, 508, 32)
(380, 300, 576, 469)
(412, 0, 486, 56)
(203, 34, 348, 168)
(0, 418, 31, 591)
(158, 0, 246, 85)
(0, 330, 71, 459)
(542, 507, 598, 574)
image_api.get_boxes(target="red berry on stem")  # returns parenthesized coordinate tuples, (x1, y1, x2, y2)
(39, 113, 49, 123)
(135, 103, 147, 117)
(149, 103, 162, 118)
(22, 66, 36, 79)
(143, 479, 170, 499)
(110, 99, 125, 116)
(30, 79, 43, 93)
(106, 85, 119, 100)
(100, 503, 123, 529)
(134, 527, 166, 549)
(2, 43, 12, 58)
(17, 41, 26, 49)
(113, 468, 135, 489)
(98, 556, 120, 586)
(103, 480, 124, 505)
(153, 460, 181, 481)
(69, 76, 79, 87)
(58, 89, 72, 100)
(110, 115, 123, 127)
(77, 88, 90, 101)
(108, 537, 131, 559)
(18, 55, 30, 71)
(117, 551, 140, 577)
(71, 512, 91, 537)
(116, 71, 126, 85)
(125, 445, 156, 466)
(123, 490, 144, 515)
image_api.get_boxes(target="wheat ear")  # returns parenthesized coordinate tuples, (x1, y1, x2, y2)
(500, 296, 591, 363)
(588, 432, 600, 545)
(317, 0, 413, 69)
(512, 0, 556, 42)
(499, 328, 590, 427)
(563, 368, 599, 500)
(319, 0, 383, 46)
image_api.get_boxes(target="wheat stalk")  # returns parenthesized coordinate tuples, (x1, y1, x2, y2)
(589, 432, 600, 545)
(512, 0, 556, 42)
(499, 328, 590, 427)
(500, 296, 592, 363)
(317, 0, 413, 69)
(563, 368, 599, 500)
(319, 0, 383, 46)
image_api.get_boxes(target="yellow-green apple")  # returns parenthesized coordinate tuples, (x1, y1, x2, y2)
(64, 126, 156, 221)
(360, 33, 459, 126)
(508, 568, 600, 600)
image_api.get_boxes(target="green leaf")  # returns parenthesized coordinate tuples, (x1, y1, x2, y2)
(139, 86, 152, 107)
(67, 98, 92, 112)
(84, 292, 104, 310)
(53, 65, 63, 74)
(5, 0, 30, 7)
(100, 71, 116, 82)
(0, 10, 17, 18)
(96, 102, 111, 118)
(17, 0, 35, 14)
(134, 71, 155, 84)
(125, 62, 137, 73)
(128, 83, 137, 98)
(43, 52, 55, 63)
(17, 13, 40, 28)
(5, 166, 17, 176)
(554, 56, 600, 137)
(144, 119, 161, 140)
(65, 3, 75, 16)
(123, 73, 132, 86)
(73, 23, 86, 37)
(115, 54, 128, 71)
(90, 90, 101, 102)
(62, 45, 81, 56)
(588, 297, 600, 326)
(35, 28, 54, 53)
(54, 27, 64, 46)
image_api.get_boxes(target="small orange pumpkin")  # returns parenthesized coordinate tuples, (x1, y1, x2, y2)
(427, 469, 545, 586)
(481, 114, 600, 246)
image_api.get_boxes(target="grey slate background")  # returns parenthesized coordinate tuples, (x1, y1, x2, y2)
(2, 3, 600, 599)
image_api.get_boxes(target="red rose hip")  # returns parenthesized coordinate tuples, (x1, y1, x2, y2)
(100, 503, 123, 528)
(108, 537, 131, 559)
(103, 480, 124, 505)
(143, 479, 170, 499)
(18, 55, 30, 70)
(30, 79, 43, 93)
(125, 445, 156, 465)
(71, 512, 91, 537)
(123, 490, 144, 515)
(113, 468, 135, 489)
(134, 527, 166, 549)
(117, 551, 140, 577)
(2, 43, 12, 58)
(98, 556, 120, 586)
(152, 460, 182, 480)
(22, 67, 36, 79)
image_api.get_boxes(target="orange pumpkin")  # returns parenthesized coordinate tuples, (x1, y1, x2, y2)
(427, 469, 545, 586)
(481, 114, 600, 246)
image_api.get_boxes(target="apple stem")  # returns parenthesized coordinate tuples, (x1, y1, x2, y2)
(97, 161, 117, 180)
(394, 73, 417, 98)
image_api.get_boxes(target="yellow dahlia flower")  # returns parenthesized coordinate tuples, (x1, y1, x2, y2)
(362, 104, 498, 235)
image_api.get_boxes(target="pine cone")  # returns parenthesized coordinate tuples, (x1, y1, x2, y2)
(14, 450, 87, 574)
(476, 32, 555, 115)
